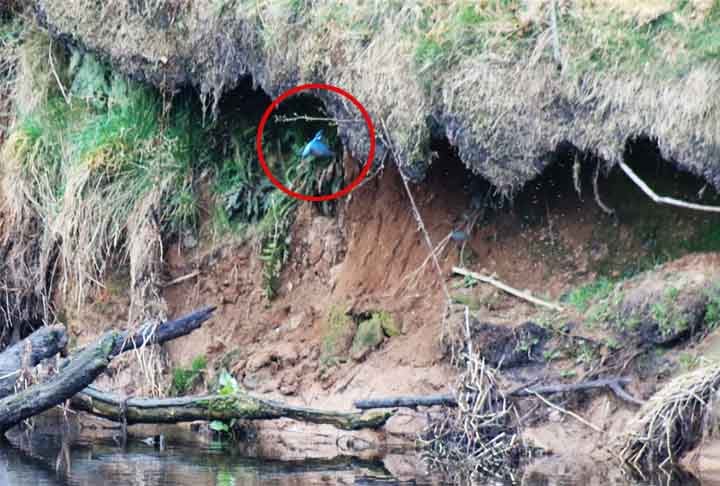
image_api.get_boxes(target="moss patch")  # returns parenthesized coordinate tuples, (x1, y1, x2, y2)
(320, 305, 356, 366)
(350, 316, 385, 361)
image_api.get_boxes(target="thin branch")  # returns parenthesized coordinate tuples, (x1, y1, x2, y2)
(619, 161, 720, 213)
(159, 271, 200, 288)
(48, 39, 70, 105)
(354, 377, 644, 409)
(526, 389, 603, 432)
(380, 119, 452, 306)
(452, 266, 564, 312)
(273, 113, 364, 125)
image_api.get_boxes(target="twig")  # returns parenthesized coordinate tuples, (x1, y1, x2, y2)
(452, 266, 564, 312)
(527, 389, 603, 432)
(159, 271, 200, 288)
(619, 161, 720, 213)
(48, 39, 70, 105)
(273, 113, 364, 125)
(381, 118, 451, 304)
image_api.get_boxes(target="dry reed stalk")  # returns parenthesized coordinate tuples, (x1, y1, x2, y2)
(618, 364, 720, 470)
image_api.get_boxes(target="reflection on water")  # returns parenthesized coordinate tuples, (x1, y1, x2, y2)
(0, 433, 412, 486)
(0, 430, 707, 486)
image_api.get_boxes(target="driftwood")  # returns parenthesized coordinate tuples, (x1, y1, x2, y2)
(0, 325, 68, 398)
(452, 266, 564, 312)
(354, 377, 644, 410)
(0, 306, 216, 400)
(71, 385, 391, 431)
(0, 307, 216, 433)
(0, 305, 392, 434)
(0, 331, 123, 433)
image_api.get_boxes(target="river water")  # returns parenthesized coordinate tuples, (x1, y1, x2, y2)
(0, 420, 706, 486)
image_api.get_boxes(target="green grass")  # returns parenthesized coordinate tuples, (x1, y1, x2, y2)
(2, 39, 209, 302)
(564, 277, 616, 312)
(170, 355, 207, 395)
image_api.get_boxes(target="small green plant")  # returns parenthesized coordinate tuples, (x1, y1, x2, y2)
(704, 283, 720, 331)
(543, 348, 561, 362)
(574, 342, 598, 367)
(678, 352, 701, 372)
(170, 355, 207, 395)
(209, 370, 241, 435)
(651, 286, 690, 338)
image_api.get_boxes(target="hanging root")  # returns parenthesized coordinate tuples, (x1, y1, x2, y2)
(618, 364, 720, 471)
(593, 161, 615, 216)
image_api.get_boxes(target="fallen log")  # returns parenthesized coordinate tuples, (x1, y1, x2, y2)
(0, 325, 68, 398)
(71, 386, 391, 431)
(353, 377, 644, 410)
(0, 306, 216, 400)
(0, 307, 216, 433)
(0, 331, 123, 434)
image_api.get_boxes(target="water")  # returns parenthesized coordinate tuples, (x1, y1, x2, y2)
(0, 434, 412, 486)
(0, 425, 707, 486)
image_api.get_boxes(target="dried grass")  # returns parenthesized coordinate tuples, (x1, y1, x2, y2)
(30, 0, 720, 196)
(618, 364, 720, 470)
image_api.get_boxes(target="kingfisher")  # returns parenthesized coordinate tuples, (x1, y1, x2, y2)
(300, 130, 334, 160)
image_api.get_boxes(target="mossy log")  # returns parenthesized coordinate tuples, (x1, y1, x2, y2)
(72, 386, 392, 431)
(0, 307, 216, 433)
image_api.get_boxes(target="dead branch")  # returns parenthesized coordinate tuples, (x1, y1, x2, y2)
(0, 307, 216, 433)
(273, 113, 364, 125)
(0, 325, 68, 398)
(159, 271, 200, 288)
(354, 376, 644, 410)
(619, 161, 720, 213)
(526, 389, 602, 432)
(71, 385, 391, 431)
(452, 267, 564, 312)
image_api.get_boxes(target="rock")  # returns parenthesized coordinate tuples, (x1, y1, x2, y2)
(242, 367, 273, 391)
(350, 318, 385, 361)
(274, 342, 299, 367)
(285, 313, 304, 332)
(320, 308, 357, 362)
(246, 350, 274, 372)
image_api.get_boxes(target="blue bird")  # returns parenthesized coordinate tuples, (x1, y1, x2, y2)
(300, 130, 335, 160)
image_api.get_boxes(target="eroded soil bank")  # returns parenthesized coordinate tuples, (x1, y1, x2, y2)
(3, 4, 720, 483)
(58, 138, 720, 480)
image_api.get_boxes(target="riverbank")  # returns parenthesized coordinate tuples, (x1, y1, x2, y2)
(2, 2, 720, 483)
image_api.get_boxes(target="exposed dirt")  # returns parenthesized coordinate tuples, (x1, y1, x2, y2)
(57, 145, 720, 471)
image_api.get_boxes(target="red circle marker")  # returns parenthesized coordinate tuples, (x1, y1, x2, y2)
(256, 83, 375, 202)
